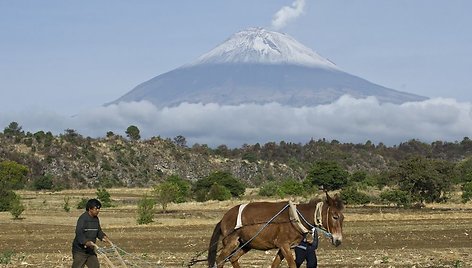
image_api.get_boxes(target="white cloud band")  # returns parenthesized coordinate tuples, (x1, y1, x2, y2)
(2, 96, 471, 148)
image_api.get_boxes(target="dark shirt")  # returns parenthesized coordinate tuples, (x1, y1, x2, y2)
(72, 211, 106, 254)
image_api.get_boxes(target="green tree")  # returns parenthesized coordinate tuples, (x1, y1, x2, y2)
(391, 156, 454, 203)
(380, 189, 412, 207)
(0, 189, 18, 212)
(305, 160, 348, 191)
(62, 128, 81, 143)
(125, 125, 141, 141)
(33, 174, 54, 190)
(3, 121, 24, 138)
(0, 160, 29, 190)
(153, 182, 179, 213)
(173, 135, 187, 148)
(456, 157, 472, 184)
(165, 175, 191, 203)
(340, 186, 371, 205)
(136, 195, 155, 224)
(207, 183, 232, 201)
(259, 181, 279, 197)
(193, 171, 245, 201)
(277, 179, 305, 198)
(350, 171, 367, 183)
(462, 182, 472, 203)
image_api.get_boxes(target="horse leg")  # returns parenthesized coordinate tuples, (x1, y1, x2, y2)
(277, 244, 297, 268)
(228, 247, 250, 268)
(271, 249, 285, 268)
(216, 235, 240, 268)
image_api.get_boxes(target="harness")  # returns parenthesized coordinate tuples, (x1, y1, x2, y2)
(195, 201, 334, 268)
(296, 201, 333, 240)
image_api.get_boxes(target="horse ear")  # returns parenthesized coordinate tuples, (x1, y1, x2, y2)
(325, 190, 333, 205)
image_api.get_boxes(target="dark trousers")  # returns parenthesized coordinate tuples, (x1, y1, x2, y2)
(295, 240, 317, 268)
(72, 251, 100, 268)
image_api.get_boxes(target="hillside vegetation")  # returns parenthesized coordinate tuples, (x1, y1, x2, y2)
(1, 121, 472, 207)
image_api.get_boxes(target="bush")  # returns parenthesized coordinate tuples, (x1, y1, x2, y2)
(153, 182, 179, 212)
(137, 195, 155, 225)
(340, 187, 371, 205)
(305, 160, 349, 191)
(77, 198, 88, 209)
(0, 250, 14, 264)
(207, 183, 232, 201)
(277, 179, 305, 197)
(96, 188, 112, 207)
(165, 175, 191, 203)
(0, 189, 17, 212)
(259, 182, 279, 197)
(63, 196, 71, 212)
(33, 174, 54, 190)
(9, 196, 25, 219)
(0, 160, 29, 190)
(193, 171, 245, 201)
(380, 189, 412, 207)
(461, 182, 472, 203)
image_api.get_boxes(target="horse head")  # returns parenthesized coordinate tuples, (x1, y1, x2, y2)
(323, 191, 344, 247)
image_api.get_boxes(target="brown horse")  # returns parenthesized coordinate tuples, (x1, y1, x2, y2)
(207, 192, 344, 268)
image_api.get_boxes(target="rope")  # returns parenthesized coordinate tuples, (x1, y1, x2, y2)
(296, 208, 332, 239)
(96, 244, 164, 268)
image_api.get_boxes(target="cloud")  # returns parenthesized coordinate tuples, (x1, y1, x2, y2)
(1, 96, 472, 148)
(271, 0, 306, 30)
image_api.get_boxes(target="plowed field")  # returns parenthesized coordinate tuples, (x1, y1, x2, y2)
(0, 189, 471, 267)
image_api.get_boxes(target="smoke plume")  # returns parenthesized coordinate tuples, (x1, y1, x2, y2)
(271, 0, 306, 30)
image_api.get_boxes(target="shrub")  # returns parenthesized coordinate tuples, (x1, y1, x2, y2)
(63, 196, 71, 212)
(77, 198, 88, 209)
(0, 160, 29, 190)
(193, 171, 245, 201)
(207, 183, 232, 201)
(277, 179, 305, 197)
(305, 160, 349, 191)
(33, 174, 54, 190)
(9, 196, 25, 219)
(137, 195, 155, 225)
(380, 189, 412, 207)
(0, 250, 14, 264)
(461, 182, 472, 203)
(340, 187, 371, 205)
(96, 188, 112, 207)
(165, 175, 191, 203)
(0, 189, 17, 212)
(153, 182, 179, 212)
(259, 182, 279, 197)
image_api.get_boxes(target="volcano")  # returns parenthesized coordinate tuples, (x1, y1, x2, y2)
(109, 27, 427, 107)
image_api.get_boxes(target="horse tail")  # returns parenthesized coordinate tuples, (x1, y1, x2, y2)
(208, 221, 222, 268)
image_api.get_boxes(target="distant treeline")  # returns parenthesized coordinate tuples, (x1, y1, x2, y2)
(1, 121, 472, 208)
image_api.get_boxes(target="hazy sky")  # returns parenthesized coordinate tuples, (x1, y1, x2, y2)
(1, 1, 471, 147)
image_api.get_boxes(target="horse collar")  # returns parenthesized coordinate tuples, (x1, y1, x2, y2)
(314, 201, 323, 227)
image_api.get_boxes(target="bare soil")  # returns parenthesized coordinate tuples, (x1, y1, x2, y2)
(0, 189, 471, 267)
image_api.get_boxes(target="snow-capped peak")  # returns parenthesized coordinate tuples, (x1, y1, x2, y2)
(186, 27, 338, 69)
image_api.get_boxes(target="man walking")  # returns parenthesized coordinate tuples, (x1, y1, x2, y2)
(72, 198, 110, 268)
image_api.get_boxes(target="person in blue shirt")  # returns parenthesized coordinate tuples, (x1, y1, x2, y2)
(72, 199, 110, 268)
(295, 229, 318, 268)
